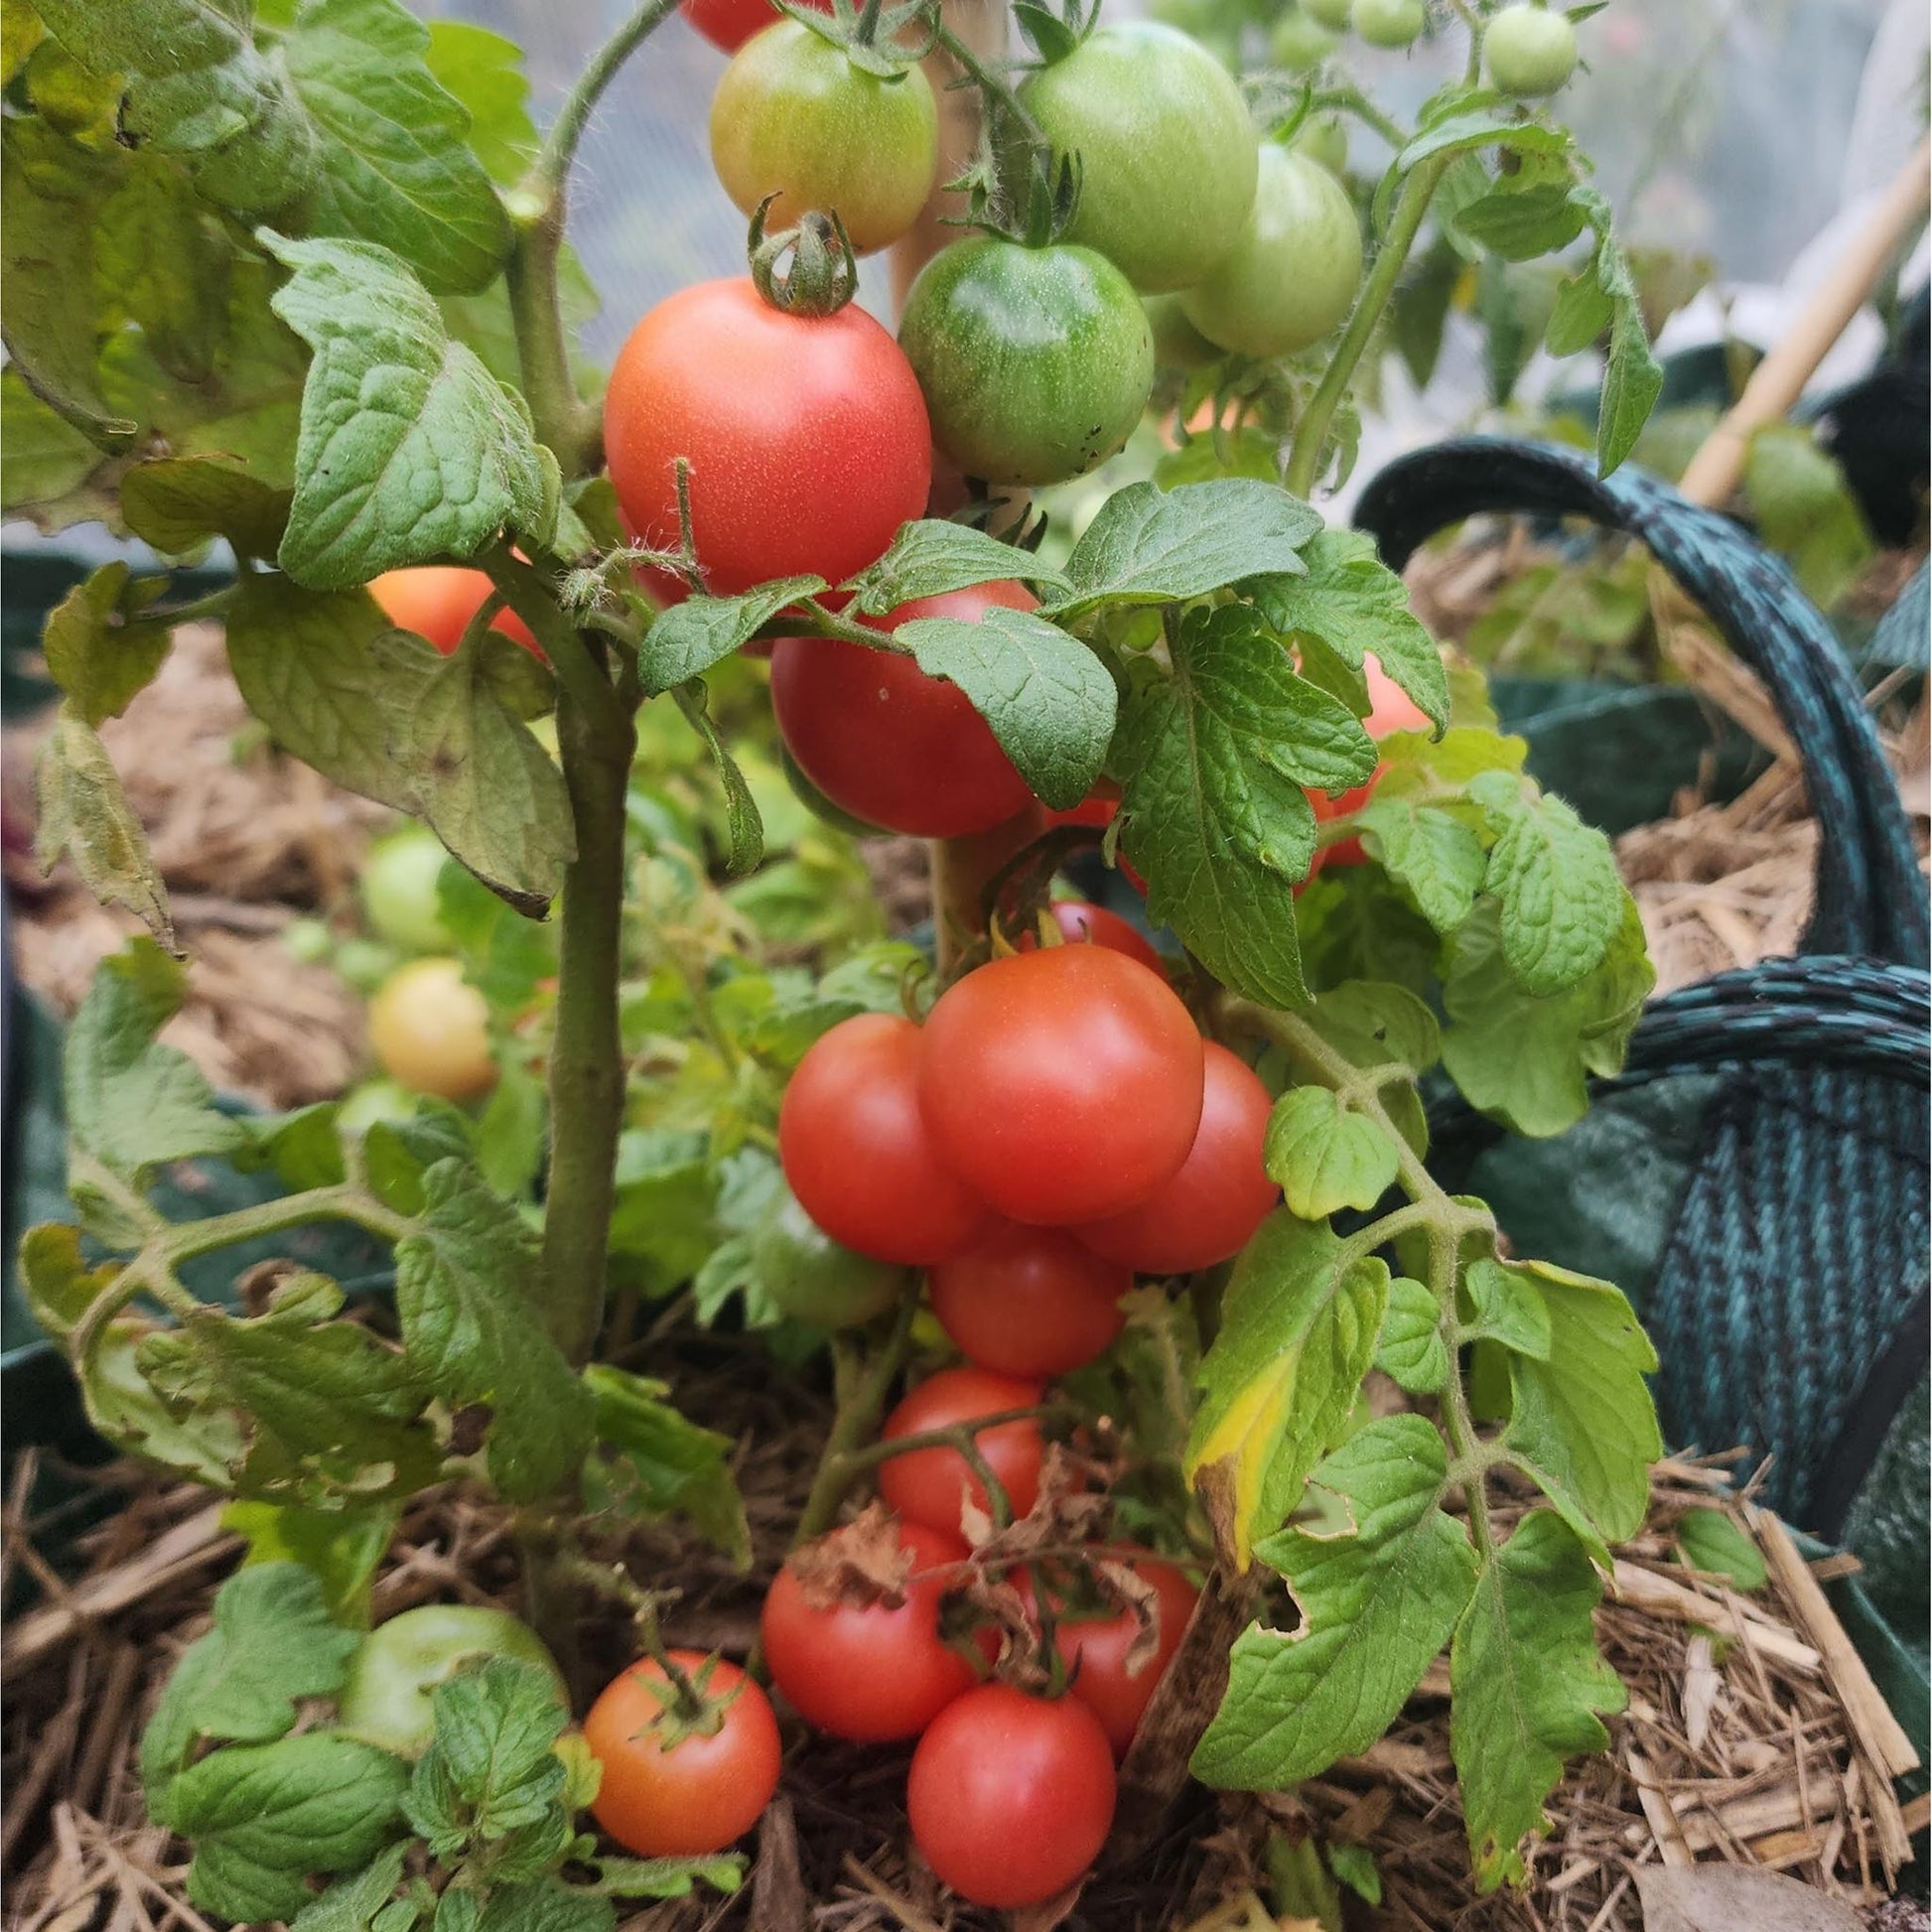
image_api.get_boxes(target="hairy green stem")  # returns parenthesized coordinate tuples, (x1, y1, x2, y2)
(1221, 999, 1499, 1565)
(935, 23, 1045, 147)
(533, 0, 683, 202)
(1284, 151, 1453, 499)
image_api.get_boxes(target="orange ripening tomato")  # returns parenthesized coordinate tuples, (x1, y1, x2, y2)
(369, 567, 540, 657)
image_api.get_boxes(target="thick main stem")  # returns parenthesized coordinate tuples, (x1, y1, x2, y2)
(1284, 151, 1453, 500)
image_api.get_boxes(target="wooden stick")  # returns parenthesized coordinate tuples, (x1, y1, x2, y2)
(1608, 1560, 1821, 1673)
(1677, 137, 1931, 509)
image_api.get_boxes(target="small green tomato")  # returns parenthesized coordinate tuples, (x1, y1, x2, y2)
(1271, 5, 1339, 72)
(1485, 4, 1579, 96)
(1304, 0, 1353, 27)
(1351, 0, 1425, 48)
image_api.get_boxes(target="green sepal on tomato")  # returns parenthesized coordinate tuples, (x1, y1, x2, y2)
(1015, 22, 1258, 294)
(710, 21, 937, 255)
(898, 235, 1155, 487)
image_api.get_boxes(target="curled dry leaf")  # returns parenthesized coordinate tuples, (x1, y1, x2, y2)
(959, 1443, 1111, 1564)
(1092, 1558, 1163, 1679)
(786, 1502, 921, 1610)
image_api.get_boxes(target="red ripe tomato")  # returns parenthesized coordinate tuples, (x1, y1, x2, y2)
(906, 1684, 1117, 1906)
(928, 1223, 1129, 1378)
(680, 0, 826, 53)
(759, 1519, 976, 1741)
(1043, 1556, 1198, 1758)
(878, 1366, 1044, 1535)
(779, 1015, 988, 1265)
(604, 280, 930, 597)
(1076, 1041, 1276, 1275)
(917, 945, 1203, 1226)
(1308, 653, 1433, 860)
(768, 584, 1037, 837)
(1016, 900, 1163, 977)
(583, 1650, 779, 1857)
(369, 566, 540, 657)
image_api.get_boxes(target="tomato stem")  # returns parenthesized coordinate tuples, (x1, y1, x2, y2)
(935, 22, 1046, 149)
(1283, 149, 1453, 499)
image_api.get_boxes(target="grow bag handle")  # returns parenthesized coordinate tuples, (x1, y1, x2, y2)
(1351, 436, 1928, 968)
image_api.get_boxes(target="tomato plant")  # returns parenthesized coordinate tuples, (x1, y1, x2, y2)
(760, 1517, 978, 1739)
(1017, 22, 1258, 295)
(769, 583, 1038, 836)
(928, 1221, 1130, 1377)
(13, 0, 1674, 1916)
(917, 944, 1204, 1225)
(877, 1367, 1046, 1534)
(906, 1684, 1118, 1907)
(897, 234, 1155, 485)
(710, 21, 938, 254)
(583, 1651, 781, 1857)
(779, 1013, 990, 1264)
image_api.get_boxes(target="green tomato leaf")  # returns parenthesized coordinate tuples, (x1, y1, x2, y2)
(1441, 897, 1653, 1138)
(637, 578, 824, 694)
(898, 606, 1115, 810)
(1305, 978, 1442, 1075)
(40, 561, 172, 725)
(673, 679, 764, 878)
(1376, 110, 1571, 234)
(93, 144, 234, 387)
(1246, 531, 1450, 731)
(580, 1854, 746, 1898)
(283, 0, 510, 295)
(582, 1362, 751, 1569)
(1461, 1257, 1554, 1360)
(1500, 1259, 1661, 1552)
(1263, 1086, 1401, 1219)
(1450, 1509, 1626, 1889)
(288, 1844, 412, 1932)
(476, 1886, 614, 1932)
(399, 627, 575, 914)
(1186, 1213, 1390, 1569)
(225, 570, 436, 816)
(1326, 1842, 1382, 1906)
(422, 21, 539, 188)
(263, 232, 549, 587)
(221, 1499, 399, 1629)
(1049, 479, 1321, 614)
(1468, 768, 1625, 995)
(1, 367, 110, 522)
(843, 518, 1069, 615)
(63, 939, 246, 1184)
(1674, 1506, 1768, 1592)
(1374, 724, 1528, 793)
(122, 456, 292, 560)
(36, 708, 177, 953)
(1375, 1275, 1448, 1394)
(1743, 423, 1874, 610)
(1117, 604, 1377, 1012)
(165, 1733, 409, 1924)
(392, 1160, 594, 1502)
(1357, 795, 1487, 932)
(1545, 190, 1662, 476)
(1193, 1416, 1476, 1787)
(140, 1562, 362, 1794)
(1453, 176, 1588, 262)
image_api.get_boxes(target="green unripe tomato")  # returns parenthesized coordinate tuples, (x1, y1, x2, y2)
(282, 916, 333, 966)
(1271, 7, 1339, 69)
(1181, 145, 1362, 358)
(337, 1077, 415, 1137)
(335, 937, 400, 996)
(753, 1184, 909, 1328)
(358, 824, 454, 956)
(1304, 0, 1352, 27)
(1485, 4, 1578, 96)
(1294, 114, 1348, 174)
(1018, 23, 1259, 293)
(1351, 0, 1425, 47)
(338, 1604, 565, 1758)
(709, 20, 938, 254)
(898, 237, 1155, 486)
(1145, 294, 1223, 370)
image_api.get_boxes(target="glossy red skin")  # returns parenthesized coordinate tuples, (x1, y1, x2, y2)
(928, 1223, 1129, 1378)
(1076, 1041, 1277, 1275)
(1309, 654, 1432, 864)
(918, 946, 1203, 1226)
(769, 584, 1037, 837)
(1016, 900, 1164, 976)
(584, 1650, 779, 1857)
(370, 566, 540, 656)
(604, 280, 930, 597)
(779, 1014, 988, 1265)
(907, 1684, 1117, 1907)
(760, 1520, 976, 1741)
(1043, 1557, 1198, 1757)
(680, 0, 825, 51)
(877, 1367, 1044, 1536)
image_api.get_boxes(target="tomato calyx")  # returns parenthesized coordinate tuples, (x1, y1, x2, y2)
(748, 201, 859, 317)
(633, 1649, 746, 1748)
(780, 0, 934, 74)
(1009, 0, 1099, 66)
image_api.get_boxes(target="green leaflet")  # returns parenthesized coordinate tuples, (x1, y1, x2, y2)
(1461, 1257, 1554, 1359)
(1193, 1417, 1476, 1787)
(1450, 1510, 1626, 1888)
(1264, 1086, 1401, 1219)
(843, 518, 1069, 614)
(1674, 1506, 1768, 1592)
(1374, 1276, 1448, 1394)
(1357, 795, 1487, 933)
(637, 579, 824, 694)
